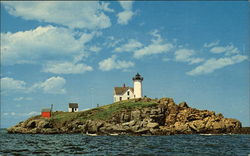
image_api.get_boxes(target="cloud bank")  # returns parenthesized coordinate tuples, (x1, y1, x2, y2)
(3, 1, 112, 29)
(99, 55, 134, 71)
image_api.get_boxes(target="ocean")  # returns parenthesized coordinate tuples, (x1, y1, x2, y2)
(0, 129, 249, 156)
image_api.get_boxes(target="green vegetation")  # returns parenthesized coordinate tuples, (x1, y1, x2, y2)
(47, 99, 158, 127)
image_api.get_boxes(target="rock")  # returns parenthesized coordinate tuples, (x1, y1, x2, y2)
(212, 121, 225, 130)
(131, 124, 141, 132)
(179, 102, 189, 108)
(26, 120, 37, 128)
(131, 110, 141, 120)
(147, 122, 159, 128)
(122, 120, 136, 127)
(37, 120, 52, 128)
(174, 122, 190, 133)
(142, 97, 152, 102)
(7, 96, 243, 135)
(135, 128, 149, 134)
(87, 120, 104, 133)
(188, 120, 206, 132)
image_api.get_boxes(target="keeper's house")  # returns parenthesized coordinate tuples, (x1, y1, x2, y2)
(113, 73, 143, 102)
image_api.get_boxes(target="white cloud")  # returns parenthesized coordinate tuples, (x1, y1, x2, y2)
(210, 45, 239, 55)
(162, 58, 170, 62)
(114, 39, 143, 52)
(117, 1, 134, 25)
(134, 43, 173, 59)
(117, 11, 134, 25)
(31, 76, 66, 94)
(133, 30, 174, 59)
(149, 29, 162, 43)
(99, 55, 134, 71)
(1, 76, 67, 94)
(204, 40, 220, 48)
(27, 111, 39, 116)
(13, 97, 33, 101)
(187, 55, 248, 76)
(175, 49, 204, 65)
(89, 46, 101, 53)
(1, 77, 26, 92)
(103, 36, 123, 48)
(43, 62, 93, 74)
(3, 1, 112, 29)
(100, 2, 114, 12)
(3, 111, 39, 117)
(1, 26, 97, 65)
(119, 1, 133, 10)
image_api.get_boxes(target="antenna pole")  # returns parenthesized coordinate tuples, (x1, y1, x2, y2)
(51, 104, 53, 117)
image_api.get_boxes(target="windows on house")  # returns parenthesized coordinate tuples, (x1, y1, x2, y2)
(127, 91, 130, 95)
(119, 97, 122, 101)
(127, 97, 130, 100)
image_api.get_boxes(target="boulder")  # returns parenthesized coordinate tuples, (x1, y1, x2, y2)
(131, 110, 141, 120)
(122, 120, 136, 127)
(178, 102, 189, 108)
(147, 122, 159, 128)
(26, 120, 37, 128)
(174, 122, 190, 133)
(188, 120, 206, 132)
(87, 120, 104, 133)
(37, 120, 52, 128)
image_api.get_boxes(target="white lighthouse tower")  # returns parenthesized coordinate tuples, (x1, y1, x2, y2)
(133, 73, 143, 98)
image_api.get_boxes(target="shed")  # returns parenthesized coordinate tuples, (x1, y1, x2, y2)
(68, 103, 79, 112)
(41, 108, 51, 118)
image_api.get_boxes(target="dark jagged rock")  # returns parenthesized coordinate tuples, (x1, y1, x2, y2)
(7, 97, 245, 135)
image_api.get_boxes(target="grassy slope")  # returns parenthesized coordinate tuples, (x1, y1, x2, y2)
(45, 100, 158, 127)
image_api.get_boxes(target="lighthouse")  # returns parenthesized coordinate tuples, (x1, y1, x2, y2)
(133, 73, 143, 98)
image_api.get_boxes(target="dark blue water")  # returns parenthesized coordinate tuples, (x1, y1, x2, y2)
(0, 129, 249, 156)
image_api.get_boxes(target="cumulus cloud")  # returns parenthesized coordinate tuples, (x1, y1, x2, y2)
(210, 44, 240, 56)
(117, 1, 134, 25)
(1, 25, 97, 65)
(1, 77, 27, 93)
(13, 97, 33, 101)
(31, 76, 66, 94)
(89, 46, 101, 53)
(100, 2, 114, 12)
(133, 30, 174, 59)
(3, 111, 39, 117)
(1, 76, 67, 94)
(103, 36, 124, 48)
(204, 40, 220, 48)
(99, 55, 134, 71)
(3, 1, 112, 29)
(175, 49, 204, 65)
(187, 55, 248, 76)
(43, 61, 93, 74)
(114, 39, 143, 52)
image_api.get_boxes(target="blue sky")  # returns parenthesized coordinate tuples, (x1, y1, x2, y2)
(1, 1, 249, 128)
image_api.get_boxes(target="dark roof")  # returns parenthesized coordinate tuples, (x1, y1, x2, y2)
(114, 87, 134, 95)
(41, 108, 51, 112)
(69, 103, 78, 108)
(132, 73, 143, 81)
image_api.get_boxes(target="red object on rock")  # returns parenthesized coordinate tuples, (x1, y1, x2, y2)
(41, 108, 51, 118)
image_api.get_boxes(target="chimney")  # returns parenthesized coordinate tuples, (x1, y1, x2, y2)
(123, 83, 126, 88)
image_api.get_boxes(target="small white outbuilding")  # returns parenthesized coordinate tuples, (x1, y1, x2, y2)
(68, 103, 78, 112)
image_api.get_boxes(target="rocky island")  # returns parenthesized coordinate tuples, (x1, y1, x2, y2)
(7, 97, 248, 135)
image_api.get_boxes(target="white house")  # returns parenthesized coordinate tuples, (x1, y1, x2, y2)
(113, 73, 143, 102)
(68, 103, 79, 112)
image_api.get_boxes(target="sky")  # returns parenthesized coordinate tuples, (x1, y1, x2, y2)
(0, 1, 249, 128)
